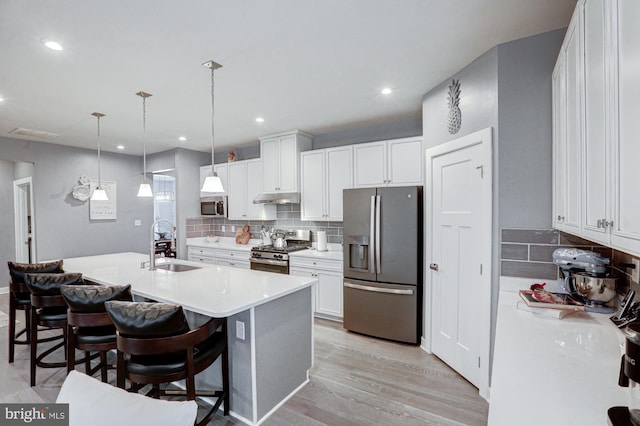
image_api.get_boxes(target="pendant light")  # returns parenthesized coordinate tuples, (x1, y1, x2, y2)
(136, 91, 153, 197)
(201, 60, 225, 193)
(90, 112, 109, 201)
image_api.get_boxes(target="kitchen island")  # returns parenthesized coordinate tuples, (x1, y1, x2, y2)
(62, 252, 317, 426)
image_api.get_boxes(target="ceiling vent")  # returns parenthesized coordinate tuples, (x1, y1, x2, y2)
(9, 127, 59, 140)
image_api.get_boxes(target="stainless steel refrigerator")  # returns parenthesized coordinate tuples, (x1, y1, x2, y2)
(343, 186, 423, 344)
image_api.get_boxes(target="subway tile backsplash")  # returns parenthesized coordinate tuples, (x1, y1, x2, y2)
(186, 204, 343, 244)
(500, 229, 611, 280)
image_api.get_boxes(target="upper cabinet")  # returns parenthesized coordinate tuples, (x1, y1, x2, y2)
(259, 130, 312, 193)
(552, 5, 582, 236)
(553, 0, 640, 256)
(353, 137, 423, 187)
(227, 159, 276, 220)
(300, 146, 353, 221)
(199, 163, 228, 197)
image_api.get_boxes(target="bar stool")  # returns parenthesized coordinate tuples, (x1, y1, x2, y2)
(7, 260, 64, 363)
(24, 272, 84, 386)
(105, 301, 230, 426)
(61, 284, 132, 382)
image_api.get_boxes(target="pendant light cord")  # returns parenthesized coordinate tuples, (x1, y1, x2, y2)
(142, 95, 147, 183)
(210, 66, 215, 174)
(97, 115, 102, 187)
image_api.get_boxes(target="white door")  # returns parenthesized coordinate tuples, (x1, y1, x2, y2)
(227, 161, 247, 219)
(426, 128, 492, 398)
(325, 146, 352, 220)
(300, 150, 326, 220)
(13, 177, 36, 263)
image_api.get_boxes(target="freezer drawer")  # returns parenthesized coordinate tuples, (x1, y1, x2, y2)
(343, 279, 420, 344)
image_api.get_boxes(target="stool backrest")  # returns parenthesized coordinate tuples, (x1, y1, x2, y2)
(61, 284, 132, 313)
(8, 260, 64, 292)
(105, 301, 190, 338)
(25, 273, 83, 296)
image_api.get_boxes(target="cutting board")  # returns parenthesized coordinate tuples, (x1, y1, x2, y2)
(235, 225, 251, 244)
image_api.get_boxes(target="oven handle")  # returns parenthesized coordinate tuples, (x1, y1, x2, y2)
(344, 282, 414, 295)
(250, 257, 288, 266)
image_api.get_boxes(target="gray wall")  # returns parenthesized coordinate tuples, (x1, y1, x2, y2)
(497, 28, 565, 229)
(0, 136, 153, 286)
(0, 160, 16, 286)
(420, 28, 564, 380)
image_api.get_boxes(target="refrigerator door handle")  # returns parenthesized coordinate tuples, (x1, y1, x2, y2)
(345, 282, 414, 295)
(369, 195, 376, 274)
(375, 194, 381, 274)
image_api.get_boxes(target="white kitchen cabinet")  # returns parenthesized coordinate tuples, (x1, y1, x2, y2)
(187, 246, 217, 264)
(552, 4, 582, 236)
(290, 256, 343, 320)
(553, 0, 640, 257)
(260, 130, 312, 193)
(353, 136, 422, 188)
(215, 248, 250, 269)
(227, 159, 276, 220)
(199, 164, 228, 197)
(608, 0, 640, 255)
(187, 245, 250, 269)
(581, 0, 609, 245)
(300, 146, 352, 221)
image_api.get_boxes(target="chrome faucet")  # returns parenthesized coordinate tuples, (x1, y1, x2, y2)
(149, 219, 175, 270)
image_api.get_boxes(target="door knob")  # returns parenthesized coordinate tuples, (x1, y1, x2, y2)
(429, 263, 439, 271)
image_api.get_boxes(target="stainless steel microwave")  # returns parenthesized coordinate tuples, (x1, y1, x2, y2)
(200, 196, 227, 217)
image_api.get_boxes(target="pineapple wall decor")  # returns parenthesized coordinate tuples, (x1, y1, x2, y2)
(447, 79, 462, 134)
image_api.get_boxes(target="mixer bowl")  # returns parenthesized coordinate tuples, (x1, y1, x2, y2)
(565, 272, 618, 306)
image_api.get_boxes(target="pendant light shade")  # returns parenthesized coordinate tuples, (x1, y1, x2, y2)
(201, 60, 224, 193)
(90, 112, 109, 202)
(136, 91, 153, 198)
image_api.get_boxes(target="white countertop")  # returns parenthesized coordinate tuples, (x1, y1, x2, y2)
(63, 252, 316, 318)
(488, 290, 628, 425)
(289, 248, 343, 261)
(187, 237, 344, 261)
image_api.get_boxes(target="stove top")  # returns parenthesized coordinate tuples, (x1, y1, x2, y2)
(251, 244, 309, 254)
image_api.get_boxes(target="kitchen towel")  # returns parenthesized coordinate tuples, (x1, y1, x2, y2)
(317, 231, 327, 252)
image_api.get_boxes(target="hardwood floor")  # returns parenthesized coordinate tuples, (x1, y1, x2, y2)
(0, 293, 488, 425)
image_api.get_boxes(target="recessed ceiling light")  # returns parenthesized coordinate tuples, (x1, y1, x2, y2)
(0, 97, 4, 102)
(179, 136, 187, 142)
(116, 145, 125, 150)
(381, 88, 392, 95)
(255, 117, 264, 123)
(41, 38, 63, 51)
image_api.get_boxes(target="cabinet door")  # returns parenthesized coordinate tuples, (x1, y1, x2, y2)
(316, 270, 343, 319)
(261, 137, 279, 193)
(562, 12, 583, 235)
(290, 267, 317, 313)
(227, 161, 247, 219)
(582, 0, 609, 244)
(246, 159, 276, 220)
(326, 146, 352, 220)
(610, 0, 640, 254)
(353, 141, 387, 187)
(277, 135, 298, 192)
(552, 58, 567, 229)
(388, 138, 423, 185)
(300, 150, 326, 220)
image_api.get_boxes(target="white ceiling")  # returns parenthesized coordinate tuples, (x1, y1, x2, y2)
(0, 0, 576, 156)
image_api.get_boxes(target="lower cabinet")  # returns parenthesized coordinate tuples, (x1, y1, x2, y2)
(187, 246, 250, 269)
(290, 257, 343, 320)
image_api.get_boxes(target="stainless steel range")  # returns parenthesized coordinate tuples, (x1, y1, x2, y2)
(250, 230, 311, 274)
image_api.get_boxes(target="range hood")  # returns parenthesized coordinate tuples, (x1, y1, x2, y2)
(253, 192, 300, 204)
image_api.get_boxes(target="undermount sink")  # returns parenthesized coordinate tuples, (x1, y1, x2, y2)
(154, 263, 201, 272)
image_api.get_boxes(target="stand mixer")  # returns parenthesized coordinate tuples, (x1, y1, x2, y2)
(552, 248, 619, 310)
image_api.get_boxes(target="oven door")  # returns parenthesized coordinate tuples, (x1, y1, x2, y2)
(250, 257, 289, 274)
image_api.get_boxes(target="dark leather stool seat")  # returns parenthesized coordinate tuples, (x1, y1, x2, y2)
(61, 284, 132, 383)
(106, 301, 230, 426)
(7, 260, 64, 363)
(25, 272, 85, 386)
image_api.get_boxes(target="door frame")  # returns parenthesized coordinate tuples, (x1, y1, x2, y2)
(422, 127, 493, 399)
(14, 176, 36, 263)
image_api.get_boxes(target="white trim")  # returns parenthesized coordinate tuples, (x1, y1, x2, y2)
(13, 176, 36, 263)
(423, 127, 493, 400)
(249, 307, 258, 424)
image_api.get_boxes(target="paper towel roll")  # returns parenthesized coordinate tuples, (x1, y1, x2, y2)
(317, 231, 328, 252)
